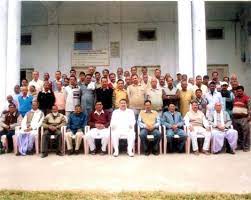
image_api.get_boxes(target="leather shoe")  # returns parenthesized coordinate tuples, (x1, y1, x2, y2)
(41, 153, 48, 158)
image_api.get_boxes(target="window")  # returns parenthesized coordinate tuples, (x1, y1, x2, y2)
(21, 34, 32, 45)
(206, 28, 224, 40)
(138, 29, 156, 41)
(74, 32, 92, 50)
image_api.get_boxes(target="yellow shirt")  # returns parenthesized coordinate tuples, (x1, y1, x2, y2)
(113, 88, 128, 109)
(179, 90, 194, 117)
(127, 84, 146, 110)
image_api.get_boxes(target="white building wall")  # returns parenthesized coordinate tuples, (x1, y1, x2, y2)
(20, 1, 251, 94)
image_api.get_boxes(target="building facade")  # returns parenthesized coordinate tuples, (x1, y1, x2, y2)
(1, 1, 251, 111)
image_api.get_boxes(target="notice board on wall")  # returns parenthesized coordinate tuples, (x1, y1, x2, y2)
(72, 49, 109, 67)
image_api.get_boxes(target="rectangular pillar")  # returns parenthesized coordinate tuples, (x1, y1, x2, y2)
(0, 0, 8, 111)
(6, 0, 21, 95)
(192, 0, 207, 76)
(178, 0, 193, 77)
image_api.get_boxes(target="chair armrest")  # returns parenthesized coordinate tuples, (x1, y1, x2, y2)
(15, 126, 21, 132)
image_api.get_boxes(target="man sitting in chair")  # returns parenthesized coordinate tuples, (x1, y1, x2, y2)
(208, 102, 238, 154)
(0, 103, 22, 153)
(138, 100, 161, 156)
(85, 101, 111, 155)
(65, 105, 87, 155)
(17, 101, 44, 156)
(184, 100, 211, 155)
(110, 99, 135, 157)
(161, 103, 187, 153)
(41, 105, 66, 158)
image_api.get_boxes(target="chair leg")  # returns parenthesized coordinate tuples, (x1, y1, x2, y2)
(164, 136, 167, 154)
(35, 135, 39, 155)
(84, 137, 89, 155)
(108, 136, 111, 155)
(12, 135, 17, 154)
(186, 137, 191, 154)
(159, 139, 162, 154)
(138, 136, 141, 155)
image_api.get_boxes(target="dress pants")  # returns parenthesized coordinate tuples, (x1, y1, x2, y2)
(111, 128, 135, 154)
(166, 128, 187, 152)
(188, 126, 211, 151)
(65, 131, 83, 151)
(139, 128, 161, 152)
(41, 129, 62, 154)
(85, 128, 110, 152)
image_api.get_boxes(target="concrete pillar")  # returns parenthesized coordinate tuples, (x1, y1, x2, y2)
(192, 0, 207, 76)
(0, 0, 8, 111)
(6, 0, 21, 95)
(178, 0, 193, 77)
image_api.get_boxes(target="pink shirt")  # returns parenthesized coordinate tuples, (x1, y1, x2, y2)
(54, 90, 65, 110)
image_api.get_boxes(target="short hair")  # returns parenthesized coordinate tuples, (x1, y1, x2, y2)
(117, 79, 124, 84)
(195, 88, 202, 93)
(109, 73, 116, 77)
(212, 71, 218, 76)
(209, 81, 216, 85)
(85, 74, 92, 78)
(64, 77, 69, 81)
(69, 75, 76, 80)
(79, 71, 85, 76)
(131, 74, 138, 78)
(70, 69, 76, 73)
(102, 69, 109, 74)
(55, 70, 61, 74)
(144, 100, 152, 105)
(8, 103, 16, 108)
(95, 71, 100, 75)
(196, 75, 202, 79)
(236, 85, 244, 91)
(190, 100, 198, 105)
(75, 104, 81, 108)
(95, 101, 102, 105)
(101, 77, 108, 81)
(119, 99, 127, 103)
(203, 75, 209, 79)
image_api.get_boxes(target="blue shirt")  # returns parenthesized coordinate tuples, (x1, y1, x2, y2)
(67, 112, 87, 134)
(18, 95, 33, 117)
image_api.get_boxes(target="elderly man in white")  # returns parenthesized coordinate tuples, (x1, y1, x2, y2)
(110, 99, 136, 157)
(208, 102, 238, 154)
(16, 101, 44, 155)
(184, 100, 211, 155)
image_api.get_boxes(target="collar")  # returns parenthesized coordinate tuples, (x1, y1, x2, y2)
(144, 110, 153, 113)
(42, 89, 51, 93)
(94, 110, 104, 115)
(31, 109, 40, 113)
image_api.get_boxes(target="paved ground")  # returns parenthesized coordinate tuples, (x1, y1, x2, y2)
(0, 151, 251, 193)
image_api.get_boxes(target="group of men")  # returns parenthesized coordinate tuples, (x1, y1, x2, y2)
(0, 66, 250, 157)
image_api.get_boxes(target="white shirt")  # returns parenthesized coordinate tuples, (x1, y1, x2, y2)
(110, 108, 135, 131)
(192, 84, 208, 96)
(64, 85, 80, 112)
(21, 109, 44, 131)
(205, 90, 224, 115)
(28, 79, 44, 92)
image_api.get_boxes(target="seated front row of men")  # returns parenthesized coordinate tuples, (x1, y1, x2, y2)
(0, 99, 239, 157)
